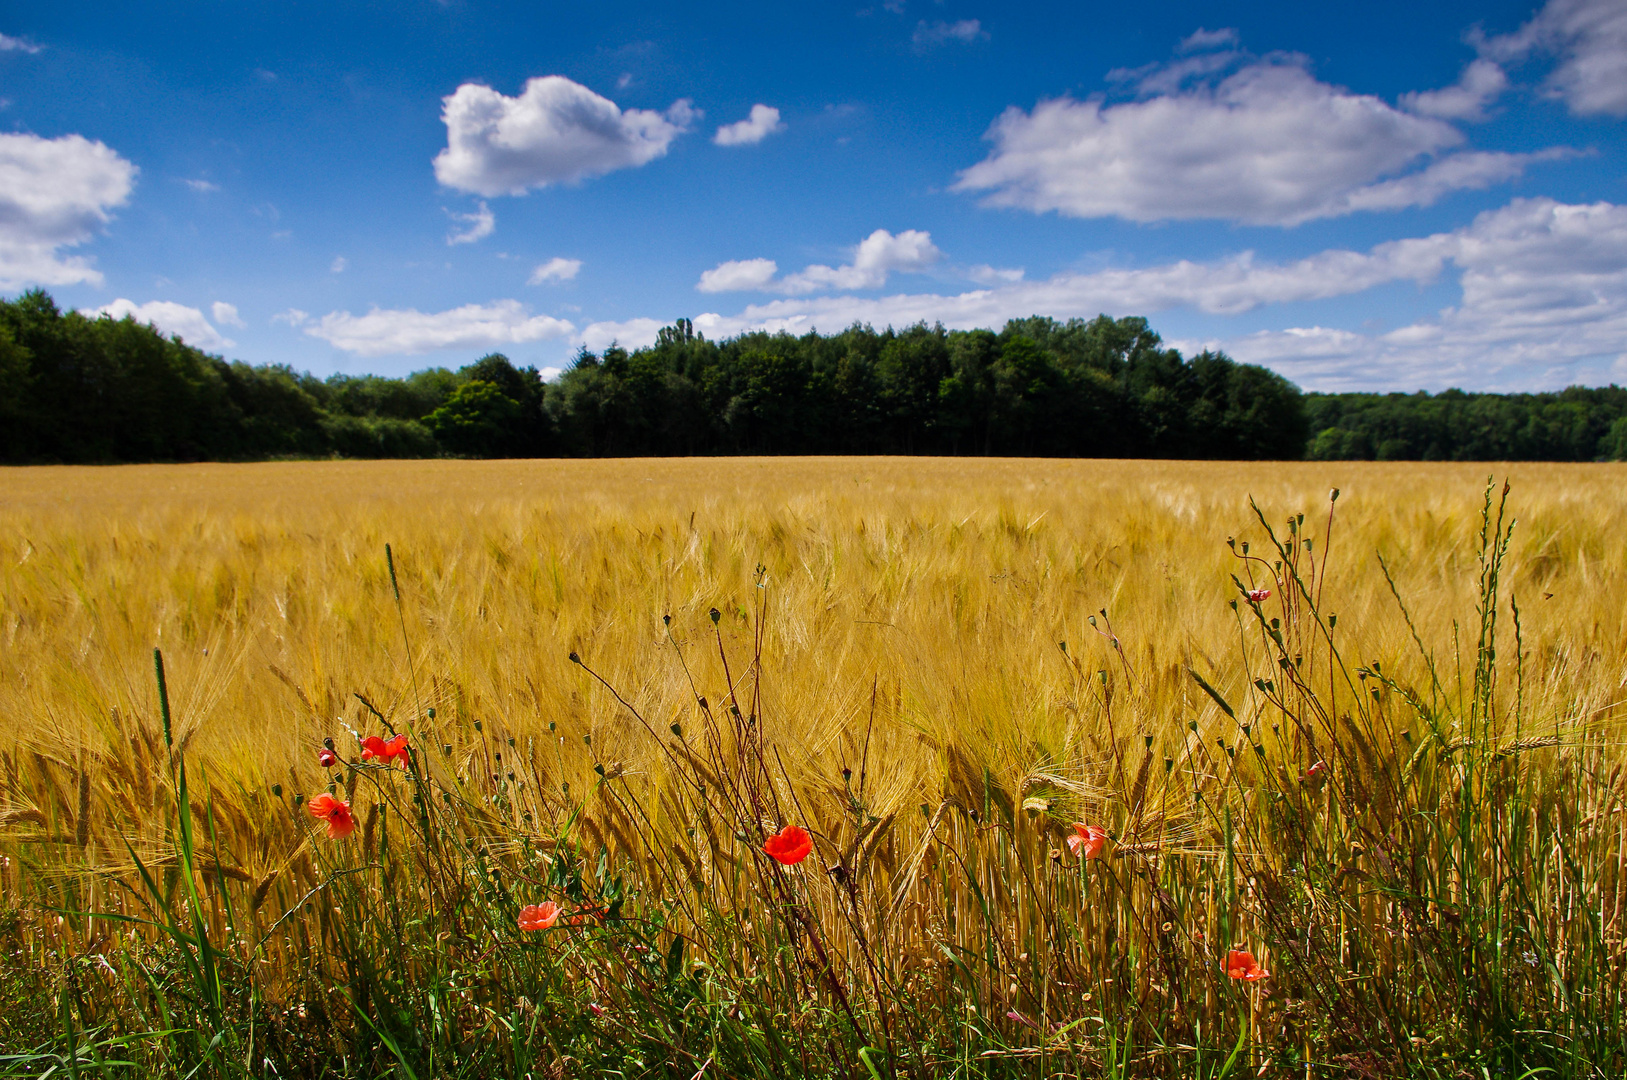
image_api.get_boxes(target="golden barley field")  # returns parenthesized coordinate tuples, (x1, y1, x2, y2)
(2, 457, 1626, 1078)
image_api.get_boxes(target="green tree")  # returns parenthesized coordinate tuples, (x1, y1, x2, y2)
(423, 380, 523, 457)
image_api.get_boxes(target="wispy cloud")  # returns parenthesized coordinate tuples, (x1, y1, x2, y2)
(446, 200, 495, 245)
(912, 19, 986, 50)
(0, 33, 42, 54)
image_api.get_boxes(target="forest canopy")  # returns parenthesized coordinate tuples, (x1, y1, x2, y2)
(3, 290, 1624, 463)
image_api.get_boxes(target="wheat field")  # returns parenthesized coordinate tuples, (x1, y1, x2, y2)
(2, 458, 1625, 1078)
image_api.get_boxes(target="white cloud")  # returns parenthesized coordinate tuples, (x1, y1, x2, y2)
(433, 76, 696, 197)
(446, 200, 495, 245)
(0, 132, 137, 289)
(698, 229, 941, 294)
(1336, 148, 1571, 214)
(1177, 28, 1239, 53)
(1476, 0, 1627, 117)
(697, 257, 779, 293)
(913, 19, 986, 49)
(1400, 58, 1509, 121)
(955, 58, 1555, 226)
(91, 299, 234, 351)
(211, 301, 245, 328)
(714, 104, 785, 147)
(0, 33, 41, 53)
(331, 256, 347, 273)
(578, 317, 664, 353)
(540, 365, 564, 381)
(1107, 50, 1243, 97)
(304, 300, 575, 357)
(967, 264, 1025, 284)
(184, 177, 220, 193)
(529, 256, 582, 284)
(673, 198, 1627, 392)
(271, 308, 309, 327)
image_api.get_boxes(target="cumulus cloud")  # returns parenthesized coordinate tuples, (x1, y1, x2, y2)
(697, 229, 941, 294)
(1221, 198, 1627, 388)
(714, 104, 785, 147)
(1336, 148, 1572, 214)
(670, 198, 1627, 392)
(1400, 58, 1509, 121)
(697, 257, 779, 293)
(1476, 0, 1627, 117)
(304, 300, 575, 357)
(211, 301, 245, 328)
(955, 57, 1556, 226)
(913, 19, 987, 49)
(578, 317, 665, 353)
(446, 200, 495, 245)
(529, 256, 582, 284)
(91, 299, 235, 351)
(433, 76, 696, 197)
(0, 132, 137, 289)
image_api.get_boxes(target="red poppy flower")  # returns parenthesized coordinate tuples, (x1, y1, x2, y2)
(307, 793, 355, 839)
(361, 734, 410, 766)
(1247, 588, 1271, 603)
(1226, 949, 1269, 981)
(1303, 760, 1328, 785)
(763, 824, 813, 865)
(518, 901, 561, 931)
(1065, 823, 1109, 860)
(317, 748, 338, 768)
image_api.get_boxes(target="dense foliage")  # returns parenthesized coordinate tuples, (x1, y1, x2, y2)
(1305, 386, 1627, 462)
(5, 289, 1626, 462)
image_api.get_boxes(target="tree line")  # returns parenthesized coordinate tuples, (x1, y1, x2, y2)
(2, 290, 1624, 463)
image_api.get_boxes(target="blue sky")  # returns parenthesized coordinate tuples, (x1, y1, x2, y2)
(2, 0, 1624, 391)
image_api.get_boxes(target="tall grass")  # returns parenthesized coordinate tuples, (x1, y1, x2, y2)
(1, 458, 1624, 1077)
